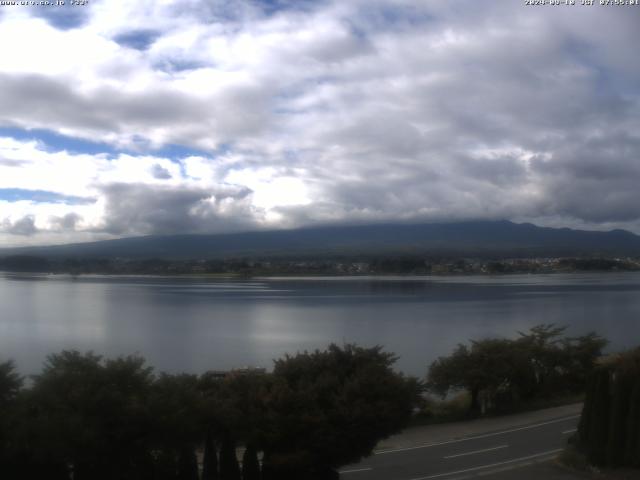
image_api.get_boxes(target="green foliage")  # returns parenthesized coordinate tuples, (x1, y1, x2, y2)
(427, 324, 607, 416)
(606, 369, 633, 466)
(0, 360, 26, 477)
(0, 360, 22, 405)
(28, 351, 156, 480)
(212, 372, 270, 446)
(413, 391, 471, 425)
(202, 430, 219, 480)
(149, 373, 203, 448)
(561, 332, 609, 392)
(558, 444, 590, 472)
(177, 446, 199, 480)
(625, 382, 640, 467)
(1, 343, 420, 479)
(219, 436, 241, 480)
(241, 444, 261, 480)
(577, 347, 640, 468)
(262, 344, 421, 475)
(586, 367, 611, 465)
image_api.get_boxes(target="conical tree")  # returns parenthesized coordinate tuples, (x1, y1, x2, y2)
(241, 444, 260, 480)
(26, 459, 70, 480)
(624, 382, 640, 467)
(606, 371, 633, 466)
(154, 449, 179, 480)
(578, 347, 640, 468)
(219, 436, 241, 480)
(202, 431, 219, 480)
(577, 373, 596, 444)
(587, 367, 611, 465)
(259, 453, 274, 480)
(177, 446, 199, 480)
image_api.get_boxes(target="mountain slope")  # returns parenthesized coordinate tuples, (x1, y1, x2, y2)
(2, 221, 640, 259)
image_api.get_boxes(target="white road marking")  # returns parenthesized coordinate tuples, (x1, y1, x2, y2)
(409, 448, 563, 480)
(375, 415, 579, 455)
(444, 444, 508, 459)
(339, 467, 373, 474)
(562, 428, 577, 434)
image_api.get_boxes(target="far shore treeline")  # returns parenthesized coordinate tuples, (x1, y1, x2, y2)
(0, 326, 617, 479)
(1, 254, 639, 276)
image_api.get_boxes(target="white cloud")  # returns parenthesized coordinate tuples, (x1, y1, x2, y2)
(0, 0, 639, 244)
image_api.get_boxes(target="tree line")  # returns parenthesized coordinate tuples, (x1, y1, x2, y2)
(0, 345, 420, 480)
(0, 326, 614, 478)
(426, 324, 608, 415)
(2, 255, 638, 276)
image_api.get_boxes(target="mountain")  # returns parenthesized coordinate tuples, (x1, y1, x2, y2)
(2, 220, 640, 260)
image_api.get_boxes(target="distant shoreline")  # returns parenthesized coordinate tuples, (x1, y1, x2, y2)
(2, 267, 640, 279)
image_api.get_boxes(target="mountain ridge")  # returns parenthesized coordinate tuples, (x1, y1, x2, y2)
(2, 220, 640, 260)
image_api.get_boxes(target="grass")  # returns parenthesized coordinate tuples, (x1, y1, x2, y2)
(410, 391, 584, 427)
(410, 392, 472, 426)
(557, 445, 591, 473)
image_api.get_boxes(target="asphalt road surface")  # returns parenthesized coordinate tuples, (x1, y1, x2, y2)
(339, 413, 580, 480)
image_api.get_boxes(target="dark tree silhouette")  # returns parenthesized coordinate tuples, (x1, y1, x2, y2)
(241, 444, 261, 480)
(261, 344, 420, 478)
(178, 446, 199, 480)
(28, 351, 156, 480)
(577, 347, 640, 468)
(202, 429, 219, 480)
(219, 435, 241, 480)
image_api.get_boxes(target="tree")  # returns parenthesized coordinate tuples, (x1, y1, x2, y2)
(577, 347, 640, 468)
(202, 371, 270, 480)
(0, 360, 25, 477)
(516, 324, 568, 395)
(149, 373, 204, 479)
(219, 435, 241, 480)
(177, 446, 199, 480)
(202, 429, 219, 480)
(242, 444, 261, 480)
(427, 325, 608, 416)
(561, 332, 608, 392)
(28, 351, 156, 480)
(606, 368, 633, 466)
(427, 339, 529, 415)
(261, 344, 420, 478)
(624, 382, 640, 467)
(0, 360, 22, 405)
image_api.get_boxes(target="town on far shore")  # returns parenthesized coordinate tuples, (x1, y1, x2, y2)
(1, 255, 639, 276)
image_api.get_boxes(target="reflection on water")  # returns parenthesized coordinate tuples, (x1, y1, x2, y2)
(1, 272, 639, 376)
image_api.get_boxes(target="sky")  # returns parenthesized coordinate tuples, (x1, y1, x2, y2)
(0, 0, 638, 247)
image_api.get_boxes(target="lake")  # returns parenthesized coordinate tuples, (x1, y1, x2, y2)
(1, 272, 639, 377)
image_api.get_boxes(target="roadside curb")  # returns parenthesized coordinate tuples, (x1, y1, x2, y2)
(375, 403, 583, 453)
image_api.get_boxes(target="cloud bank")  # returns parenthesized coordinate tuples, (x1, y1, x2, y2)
(0, 0, 639, 246)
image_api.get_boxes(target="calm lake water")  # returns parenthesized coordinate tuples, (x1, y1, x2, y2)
(1, 272, 640, 377)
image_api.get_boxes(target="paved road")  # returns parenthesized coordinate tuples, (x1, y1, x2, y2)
(340, 409, 581, 480)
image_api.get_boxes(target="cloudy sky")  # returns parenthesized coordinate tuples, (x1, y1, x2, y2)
(0, 0, 638, 246)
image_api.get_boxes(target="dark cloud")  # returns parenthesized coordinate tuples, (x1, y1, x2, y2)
(2, 215, 37, 236)
(0, 73, 272, 149)
(50, 213, 82, 231)
(98, 183, 255, 235)
(152, 59, 208, 73)
(532, 133, 640, 223)
(0, 158, 25, 167)
(150, 164, 172, 179)
(113, 30, 161, 51)
(166, 0, 325, 24)
(30, 4, 90, 30)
